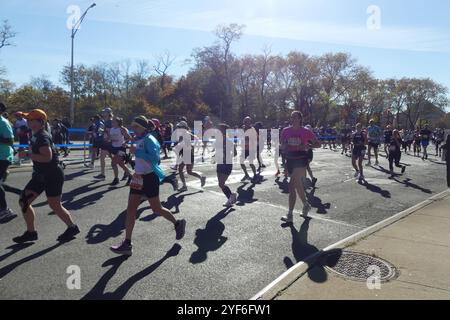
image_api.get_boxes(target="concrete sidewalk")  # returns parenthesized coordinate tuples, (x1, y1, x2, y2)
(257, 190, 450, 300)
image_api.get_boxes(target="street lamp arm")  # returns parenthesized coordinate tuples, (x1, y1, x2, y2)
(72, 3, 96, 37)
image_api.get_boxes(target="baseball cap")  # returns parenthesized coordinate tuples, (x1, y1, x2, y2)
(23, 109, 48, 122)
(102, 107, 113, 114)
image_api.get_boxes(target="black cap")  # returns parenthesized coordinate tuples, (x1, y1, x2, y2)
(0, 102, 6, 113)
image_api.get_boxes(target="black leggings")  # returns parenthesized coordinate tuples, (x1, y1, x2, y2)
(389, 151, 403, 172)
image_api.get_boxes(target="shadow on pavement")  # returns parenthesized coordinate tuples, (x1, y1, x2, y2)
(282, 219, 342, 283)
(392, 178, 433, 194)
(0, 242, 63, 279)
(86, 206, 150, 245)
(358, 180, 391, 198)
(236, 183, 258, 206)
(306, 188, 331, 215)
(190, 207, 234, 264)
(162, 191, 203, 214)
(81, 244, 181, 300)
(274, 177, 289, 194)
(0, 243, 34, 263)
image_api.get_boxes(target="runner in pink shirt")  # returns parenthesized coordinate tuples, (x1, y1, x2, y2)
(280, 111, 321, 223)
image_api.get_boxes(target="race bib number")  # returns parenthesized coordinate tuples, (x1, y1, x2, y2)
(130, 174, 143, 190)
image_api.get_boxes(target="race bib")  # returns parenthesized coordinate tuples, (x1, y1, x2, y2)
(130, 174, 143, 190)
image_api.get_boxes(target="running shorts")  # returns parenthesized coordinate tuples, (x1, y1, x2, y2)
(129, 172, 160, 199)
(286, 158, 309, 175)
(24, 166, 65, 197)
(352, 146, 366, 158)
(217, 164, 233, 176)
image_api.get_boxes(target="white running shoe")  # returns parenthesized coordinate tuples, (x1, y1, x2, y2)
(281, 213, 293, 223)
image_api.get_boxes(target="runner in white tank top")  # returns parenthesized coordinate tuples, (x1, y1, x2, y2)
(110, 118, 132, 186)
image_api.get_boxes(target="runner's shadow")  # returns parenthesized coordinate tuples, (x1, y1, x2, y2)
(3, 184, 22, 195)
(64, 170, 91, 181)
(0, 243, 34, 263)
(392, 178, 433, 194)
(0, 243, 62, 279)
(236, 183, 258, 205)
(32, 180, 108, 209)
(274, 177, 289, 194)
(86, 207, 150, 245)
(282, 219, 331, 283)
(190, 208, 234, 264)
(306, 189, 331, 214)
(428, 159, 446, 166)
(81, 244, 181, 300)
(161, 191, 202, 214)
(358, 180, 391, 198)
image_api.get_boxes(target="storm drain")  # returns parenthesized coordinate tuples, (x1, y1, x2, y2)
(323, 251, 399, 283)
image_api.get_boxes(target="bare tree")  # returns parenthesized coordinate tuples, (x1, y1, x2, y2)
(0, 20, 16, 50)
(154, 50, 176, 90)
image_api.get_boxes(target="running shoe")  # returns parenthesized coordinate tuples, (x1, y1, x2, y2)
(312, 178, 318, 187)
(0, 208, 16, 220)
(178, 185, 188, 192)
(110, 240, 133, 256)
(111, 178, 120, 186)
(281, 213, 293, 223)
(302, 203, 312, 217)
(241, 175, 251, 182)
(401, 166, 406, 174)
(13, 231, 38, 244)
(354, 171, 360, 178)
(366, 161, 372, 167)
(200, 176, 206, 188)
(57, 225, 80, 242)
(175, 219, 186, 240)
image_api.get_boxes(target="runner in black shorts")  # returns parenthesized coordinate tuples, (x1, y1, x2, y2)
(110, 116, 186, 256)
(351, 123, 368, 182)
(280, 112, 321, 223)
(13, 109, 80, 244)
(215, 123, 237, 207)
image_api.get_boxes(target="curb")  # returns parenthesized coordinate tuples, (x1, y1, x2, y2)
(251, 189, 450, 300)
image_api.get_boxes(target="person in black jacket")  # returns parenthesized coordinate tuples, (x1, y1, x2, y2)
(388, 129, 406, 177)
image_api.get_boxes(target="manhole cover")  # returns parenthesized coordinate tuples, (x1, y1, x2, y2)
(324, 251, 398, 283)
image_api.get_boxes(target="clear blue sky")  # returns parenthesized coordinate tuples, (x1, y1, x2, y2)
(1, 0, 450, 105)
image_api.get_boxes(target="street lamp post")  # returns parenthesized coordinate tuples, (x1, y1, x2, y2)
(70, 3, 96, 125)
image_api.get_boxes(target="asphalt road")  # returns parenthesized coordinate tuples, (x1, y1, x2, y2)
(0, 146, 447, 300)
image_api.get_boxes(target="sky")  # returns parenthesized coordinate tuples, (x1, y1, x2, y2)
(1, 0, 450, 107)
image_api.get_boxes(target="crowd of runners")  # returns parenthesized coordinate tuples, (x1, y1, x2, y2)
(0, 101, 449, 256)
